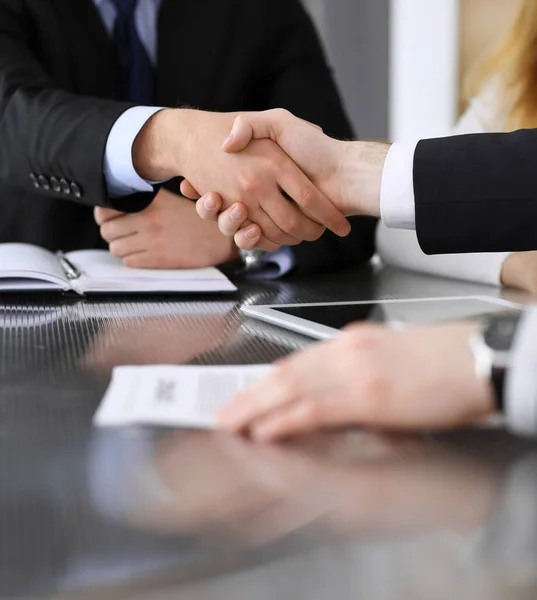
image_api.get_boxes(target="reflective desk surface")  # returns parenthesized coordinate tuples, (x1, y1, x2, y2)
(1, 265, 536, 600)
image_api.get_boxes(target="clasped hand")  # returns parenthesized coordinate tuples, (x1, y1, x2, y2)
(183, 109, 386, 250)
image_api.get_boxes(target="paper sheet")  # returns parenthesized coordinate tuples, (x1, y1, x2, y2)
(94, 364, 273, 429)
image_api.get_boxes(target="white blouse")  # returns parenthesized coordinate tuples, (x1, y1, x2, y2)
(377, 77, 512, 286)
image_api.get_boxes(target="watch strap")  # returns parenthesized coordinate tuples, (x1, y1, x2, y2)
(491, 365, 506, 412)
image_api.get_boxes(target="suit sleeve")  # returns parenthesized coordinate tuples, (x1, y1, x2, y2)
(259, 0, 377, 275)
(0, 1, 155, 212)
(415, 130, 537, 254)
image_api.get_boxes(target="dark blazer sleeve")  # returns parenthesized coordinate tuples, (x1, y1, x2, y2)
(0, 0, 155, 212)
(258, 0, 377, 275)
(415, 130, 537, 255)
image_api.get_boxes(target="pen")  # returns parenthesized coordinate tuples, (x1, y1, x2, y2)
(56, 251, 82, 281)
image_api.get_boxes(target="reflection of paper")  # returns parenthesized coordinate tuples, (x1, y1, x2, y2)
(94, 365, 273, 429)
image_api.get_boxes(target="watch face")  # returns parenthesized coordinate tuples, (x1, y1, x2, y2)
(483, 313, 522, 352)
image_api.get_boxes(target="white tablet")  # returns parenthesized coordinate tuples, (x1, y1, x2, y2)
(241, 296, 523, 340)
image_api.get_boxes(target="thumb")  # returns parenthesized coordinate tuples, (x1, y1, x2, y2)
(223, 109, 324, 154)
(223, 114, 265, 153)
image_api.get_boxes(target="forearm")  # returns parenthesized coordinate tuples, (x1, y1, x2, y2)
(337, 141, 389, 217)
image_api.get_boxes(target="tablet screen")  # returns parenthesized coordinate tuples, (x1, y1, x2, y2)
(272, 299, 518, 330)
(272, 303, 382, 330)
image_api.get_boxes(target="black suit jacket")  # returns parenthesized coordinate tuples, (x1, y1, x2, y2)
(0, 0, 376, 273)
(415, 130, 537, 255)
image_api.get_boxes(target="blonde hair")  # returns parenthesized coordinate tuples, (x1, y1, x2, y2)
(468, 0, 537, 129)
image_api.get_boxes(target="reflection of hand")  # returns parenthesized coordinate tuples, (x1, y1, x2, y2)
(108, 430, 500, 546)
(219, 323, 495, 441)
(501, 251, 537, 296)
(190, 109, 388, 250)
(134, 109, 350, 249)
(80, 313, 236, 373)
(143, 431, 333, 546)
(94, 189, 239, 269)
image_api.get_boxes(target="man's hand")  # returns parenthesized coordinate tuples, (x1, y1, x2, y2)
(95, 189, 239, 269)
(131, 109, 351, 247)
(189, 109, 389, 250)
(501, 251, 537, 296)
(218, 323, 495, 441)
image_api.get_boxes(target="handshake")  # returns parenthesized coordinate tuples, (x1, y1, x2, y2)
(131, 108, 389, 251)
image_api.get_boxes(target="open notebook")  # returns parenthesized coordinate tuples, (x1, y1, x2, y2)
(0, 244, 237, 294)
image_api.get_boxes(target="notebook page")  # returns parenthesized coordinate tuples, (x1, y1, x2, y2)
(0, 243, 68, 289)
(66, 250, 237, 294)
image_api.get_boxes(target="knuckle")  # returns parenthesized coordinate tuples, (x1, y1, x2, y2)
(360, 373, 391, 423)
(147, 214, 162, 235)
(240, 175, 260, 196)
(109, 241, 122, 257)
(283, 214, 301, 238)
(100, 222, 113, 241)
(274, 108, 291, 120)
(297, 187, 315, 210)
(273, 368, 295, 398)
(298, 400, 322, 427)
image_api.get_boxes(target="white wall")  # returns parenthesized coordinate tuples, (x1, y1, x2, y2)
(389, 0, 460, 141)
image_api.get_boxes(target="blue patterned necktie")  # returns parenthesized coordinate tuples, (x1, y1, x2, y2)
(109, 0, 155, 104)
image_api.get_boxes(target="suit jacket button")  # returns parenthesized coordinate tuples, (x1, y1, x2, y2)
(37, 175, 50, 191)
(60, 178, 71, 194)
(70, 182, 83, 198)
(50, 176, 61, 193)
(30, 173, 39, 188)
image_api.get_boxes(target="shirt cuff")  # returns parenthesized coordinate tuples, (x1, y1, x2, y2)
(104, 106, 165, 198)
(380, 141, 418, 230)
(247, 247, 296, 280)
(506, 308, 537, 437)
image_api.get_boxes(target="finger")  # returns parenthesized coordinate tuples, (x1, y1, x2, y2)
(235, 228, 280, 253)
(234, 224, 261, 250)
(109, 234, 145, 259)
(251, 203, 301, 247)
(94, 206, 125, 226)
(255, 236, 281, 253)
(123, 252, 153, 269)
(218, 202, 296, 247)
(278, 165, 350, 238)
(218, 367, 300, 433)
(262, 189, 325, 243)
(180, 179, 201, 199)
(250, 397, 332, 442)
(217, 204, 249, 237)
(223, 110, 323, 153)
(100, 215, 138, 243)
(196, 193, 225, 222)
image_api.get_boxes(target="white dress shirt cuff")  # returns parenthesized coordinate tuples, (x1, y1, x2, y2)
(247, 247, 296, 280)
(380, 141, 418, 230)
(506, 308, 537, 437)
(104, 106, 165, 198)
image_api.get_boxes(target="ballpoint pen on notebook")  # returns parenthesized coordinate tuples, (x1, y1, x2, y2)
(56, 251, 82, 280)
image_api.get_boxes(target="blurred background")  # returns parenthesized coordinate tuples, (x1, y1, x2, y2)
(302, 0, 521, 140)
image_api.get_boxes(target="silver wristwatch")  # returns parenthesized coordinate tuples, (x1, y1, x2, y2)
(469, 312, 522, 411)
(238, 249, 266, 272)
